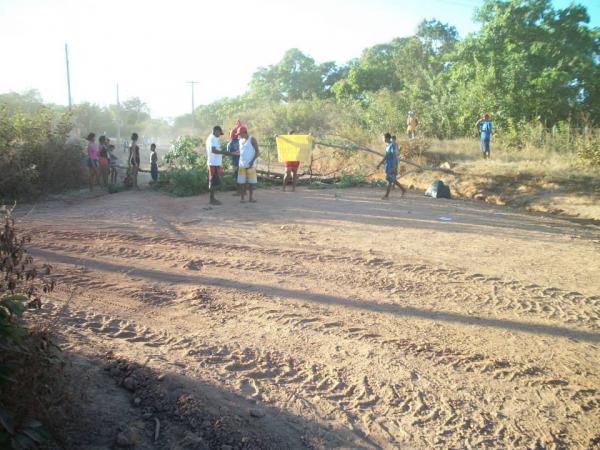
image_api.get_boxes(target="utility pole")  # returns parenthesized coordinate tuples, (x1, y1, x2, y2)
(116, 84, 121, 143)
(186, 81, 199, 130)
(65, 43, 72, 108)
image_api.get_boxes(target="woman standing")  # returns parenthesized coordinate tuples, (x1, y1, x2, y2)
(128, 132, 140, 189)
(86, 133, 99, 190)
(98, 135, 110, 186)
(150, 143, 158, 182)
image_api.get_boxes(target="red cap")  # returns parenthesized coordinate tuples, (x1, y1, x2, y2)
(238, 126, 248, 135)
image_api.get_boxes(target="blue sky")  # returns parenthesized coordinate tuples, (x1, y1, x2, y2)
(0, 0, 598, 118)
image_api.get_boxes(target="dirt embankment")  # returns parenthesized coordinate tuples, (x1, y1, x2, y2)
(395, 143, 600, 222)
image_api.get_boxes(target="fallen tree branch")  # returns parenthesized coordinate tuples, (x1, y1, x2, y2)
(313, 139, 453, 174)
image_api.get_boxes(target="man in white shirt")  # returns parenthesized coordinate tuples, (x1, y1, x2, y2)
(205, 125, 227, 205)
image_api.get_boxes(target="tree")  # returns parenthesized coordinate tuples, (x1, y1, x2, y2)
(249, 49, 343, 102)
(121, 97, 151, 134)
(449, 0, 600, 129)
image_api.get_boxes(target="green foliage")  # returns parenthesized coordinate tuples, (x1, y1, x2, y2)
(0, 105, 86, 201)
(248, 49, 342, 102)
(154, 168, 209, 197)
(1, 208, 55, 449)
(577, 131, 600, 166)
(162, 136, 200, 169)
(5, 0, 600, 174)
(449, 0, 599, 131)
(336, 173, 368, 188)
(155, 134, 240, 196)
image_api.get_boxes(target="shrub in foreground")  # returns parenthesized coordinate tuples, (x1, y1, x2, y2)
(0, 206, 56, 449)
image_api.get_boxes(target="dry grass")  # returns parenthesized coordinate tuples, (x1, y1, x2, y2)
(398, 138, 600, 220)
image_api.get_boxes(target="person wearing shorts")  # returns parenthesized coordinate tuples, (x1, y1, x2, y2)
(283, 160, 300, 192)
(108, 144, 118, 185)
(237, 126, 260, 203)
(206, 125, 227, 205)
(406, 111, 418, 139)
(377, 132, 406, 199)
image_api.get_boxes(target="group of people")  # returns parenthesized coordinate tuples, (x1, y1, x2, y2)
(205, 123, 306, 206)
(206, 124, 260, 205)
(85, 133, 119, 189)
(85, 110, 492, 199)
(85, 132, 159, 190)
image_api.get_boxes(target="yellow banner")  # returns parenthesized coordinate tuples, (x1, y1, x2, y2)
(276, 134, 313, 164)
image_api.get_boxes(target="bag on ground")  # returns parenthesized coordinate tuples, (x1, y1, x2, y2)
(425, 179, 451, 199)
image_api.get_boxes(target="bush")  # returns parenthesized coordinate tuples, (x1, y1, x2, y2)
(154, 135, 235, 197)
(336, 173, 368, 188)
(155, 168, 209, 197)
(0, 106, 86, 202)
(0, 206, 55, 449)
(576, 129, 600, 167)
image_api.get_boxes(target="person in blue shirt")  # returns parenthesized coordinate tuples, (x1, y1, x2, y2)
(377, 132, 406, 199)
(476, 113, 492, 159)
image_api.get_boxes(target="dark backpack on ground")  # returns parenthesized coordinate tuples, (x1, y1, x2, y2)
(425, 179, 451, 199)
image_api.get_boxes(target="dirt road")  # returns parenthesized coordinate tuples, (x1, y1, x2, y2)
(20, 186, 600, 449)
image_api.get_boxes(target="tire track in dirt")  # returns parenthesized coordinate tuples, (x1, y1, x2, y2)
(27, 225, 600, 449)
(36, 300, 538, 449)
(31, 228, 600, 331)
(41, 277, 600, 450)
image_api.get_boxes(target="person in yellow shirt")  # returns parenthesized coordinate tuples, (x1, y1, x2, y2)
(406, 111, 418, 139)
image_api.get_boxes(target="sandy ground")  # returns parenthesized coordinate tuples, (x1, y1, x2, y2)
(18, 183, 600, 449)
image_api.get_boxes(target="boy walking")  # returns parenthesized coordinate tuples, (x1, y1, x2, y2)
(377, 132, 406, 199)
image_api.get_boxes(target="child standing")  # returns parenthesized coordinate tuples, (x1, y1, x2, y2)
(150, 143, 158, 182)
(108, 145, 118, 185)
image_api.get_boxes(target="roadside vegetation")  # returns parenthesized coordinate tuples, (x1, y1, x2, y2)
(2, 0, 599, 206)
(0, 207, 61, 449)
